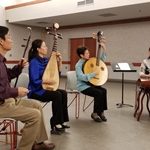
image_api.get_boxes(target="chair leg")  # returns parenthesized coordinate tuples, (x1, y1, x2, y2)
(135, 83, 138, 109)
(137, 92, 146, 121)
(7, 120, 16, 150)
(67, 93, 80, 119)
(9, 122, 13, 150)
(13, 121, 18, 149)
(82, 96, 94, 112)
(75, 94, 80, 119)
(82, 95, 86, 111)
(3, 121, 8, 144)
(68, 95, 77, 107)
(134, 90, 142, 118)
(146, 93, 150, 116)
(42, 102, 49, 108)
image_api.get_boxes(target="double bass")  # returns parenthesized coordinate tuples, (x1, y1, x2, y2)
(83, 31, 108, 86)
(42, 23, 62, 91)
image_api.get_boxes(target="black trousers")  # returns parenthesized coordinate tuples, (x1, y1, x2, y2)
(29, 89, 69, 128)
(81, 86, 107, 113)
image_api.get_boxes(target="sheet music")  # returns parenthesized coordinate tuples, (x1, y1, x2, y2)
(118, 63, 131, 70)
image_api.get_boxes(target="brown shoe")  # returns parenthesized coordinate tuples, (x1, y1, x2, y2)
(32, 142, 55, 150)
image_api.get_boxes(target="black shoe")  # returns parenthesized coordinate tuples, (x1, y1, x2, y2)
(62, 124, 70, 129)
(51, 126, 65, 135)
(91, 113, 101, 122)
(51, 129, 62, 135)
(51, 125, 65, 135)
(55, 126, 65, 132)
(98, 112, 107, 122)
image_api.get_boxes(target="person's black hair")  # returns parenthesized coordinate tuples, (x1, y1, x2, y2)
(28, 39, 43, 62)
(0, 26, 9, 40)
(76, 46, 87, 58)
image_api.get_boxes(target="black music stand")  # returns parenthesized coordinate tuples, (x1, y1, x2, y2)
(112, 62, 137, 108)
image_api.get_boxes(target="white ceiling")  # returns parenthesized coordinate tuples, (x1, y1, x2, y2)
(8, 2, 150, 28)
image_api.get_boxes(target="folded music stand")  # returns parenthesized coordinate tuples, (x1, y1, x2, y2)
(112, 62, 137, 108)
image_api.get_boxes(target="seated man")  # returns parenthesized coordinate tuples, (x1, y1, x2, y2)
(0, 26, 55, 150)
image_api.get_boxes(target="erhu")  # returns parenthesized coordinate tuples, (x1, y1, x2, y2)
(14, 27, 32, 87)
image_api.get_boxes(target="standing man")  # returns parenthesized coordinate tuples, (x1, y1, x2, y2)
(0, 26, 55, 150)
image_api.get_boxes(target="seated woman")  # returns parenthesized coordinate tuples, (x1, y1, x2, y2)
(75, 40, 108, 122)
(28, 39, 70, 135)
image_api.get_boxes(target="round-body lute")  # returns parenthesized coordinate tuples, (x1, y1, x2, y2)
(83, 31, 108, 86)
(84, 57, 108, 86)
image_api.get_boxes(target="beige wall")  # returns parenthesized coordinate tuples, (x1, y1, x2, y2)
(1, 5, 150, 80)
(0, 6, 6, 25)
(57, 21, 150, 79)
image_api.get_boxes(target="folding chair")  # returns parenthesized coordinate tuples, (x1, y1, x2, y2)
(0, 119, 17, 150)
(66, 71, 80, 119)
(82, 95, 94, 111)
(42, 102, 49, 108)
(11, 72, 29, 89)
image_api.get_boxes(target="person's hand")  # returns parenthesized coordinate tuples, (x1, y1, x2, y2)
(56, 52, 62, 70)
(18, 58, 29, 68)
(18, 87, 29, 97)
(99, 37, 106, 50)
(56, 52, 62, 62)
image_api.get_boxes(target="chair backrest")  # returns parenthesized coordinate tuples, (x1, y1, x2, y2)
(66, 71, 78, 91)
(11, 72, 29, 88)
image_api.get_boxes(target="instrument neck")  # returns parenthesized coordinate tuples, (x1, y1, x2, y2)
(96, 44, 101, 66)
(52, 36, 57, 52)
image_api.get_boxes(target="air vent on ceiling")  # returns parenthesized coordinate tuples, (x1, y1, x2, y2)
(77, 0, 94, 6)
(77, 0, 85, 6)
(86, 0, 94, 4)
(99, 13, 117, 17)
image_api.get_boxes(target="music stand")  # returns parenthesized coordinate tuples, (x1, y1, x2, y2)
(112, 62, 137, 108)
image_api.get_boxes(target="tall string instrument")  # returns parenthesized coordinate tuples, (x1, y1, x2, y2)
(42, 23, 62, 91)
(13, 27, 32, 146)
(14, 27, 32, 87)
(83, 31, 108, 86)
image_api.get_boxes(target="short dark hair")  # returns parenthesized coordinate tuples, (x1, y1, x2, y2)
(76, 46, 87, 58)
(0, 26, 9, 40)
(149, 48, 150, 51)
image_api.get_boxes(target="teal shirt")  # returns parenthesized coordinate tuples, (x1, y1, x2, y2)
(75, 52, 106, 92)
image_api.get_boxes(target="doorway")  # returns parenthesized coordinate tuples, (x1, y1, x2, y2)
(70, 37, 96, 70)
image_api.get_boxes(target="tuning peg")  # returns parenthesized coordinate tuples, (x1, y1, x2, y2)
(27, 27, 32, 31)
(97, 31, 103, 36)
(53, 23, 59, 29)
(21, 45, 25, 47)
(57, 33, 63, 39)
